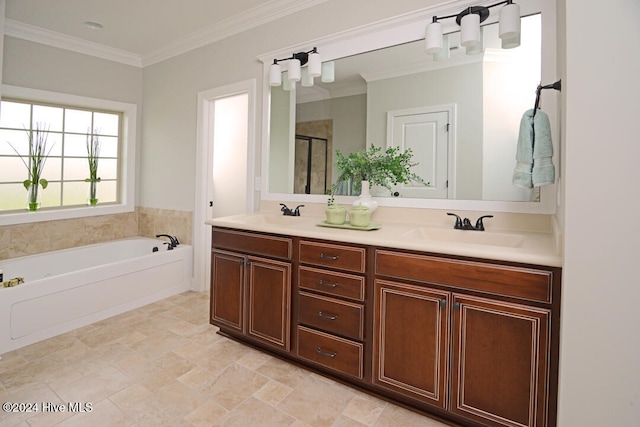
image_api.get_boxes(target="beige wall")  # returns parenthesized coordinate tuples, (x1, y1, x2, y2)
(557, 0, 640, 425)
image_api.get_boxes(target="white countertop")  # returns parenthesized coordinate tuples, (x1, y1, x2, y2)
(205, 212, 562, 267)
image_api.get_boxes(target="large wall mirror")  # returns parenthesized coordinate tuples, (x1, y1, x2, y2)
(260, 0, 558, 213)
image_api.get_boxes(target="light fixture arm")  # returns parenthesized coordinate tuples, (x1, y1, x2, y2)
(273, 47, 318, 66)
(431, 0, 512, 25)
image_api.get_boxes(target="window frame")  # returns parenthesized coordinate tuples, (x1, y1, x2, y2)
(0, 85, 137, 226)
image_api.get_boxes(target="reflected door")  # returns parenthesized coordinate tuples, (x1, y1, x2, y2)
(387, 108, 450, 199)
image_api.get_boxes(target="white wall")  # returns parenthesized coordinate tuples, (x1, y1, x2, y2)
(557, 0, 640, 425)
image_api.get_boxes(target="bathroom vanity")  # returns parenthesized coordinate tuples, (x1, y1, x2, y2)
(206, 212, 561, 427)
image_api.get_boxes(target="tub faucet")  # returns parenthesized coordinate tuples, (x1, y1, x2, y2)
(156, 234, 178, 249)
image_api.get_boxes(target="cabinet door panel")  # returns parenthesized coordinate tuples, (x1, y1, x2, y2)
(373, 279, 449, 408)
(247, 256, 291, 351)
(451, 294, 550, 427)
(211, 250, 245, 332)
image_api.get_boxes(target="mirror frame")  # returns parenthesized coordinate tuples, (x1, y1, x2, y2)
(258, 0, 558, 214)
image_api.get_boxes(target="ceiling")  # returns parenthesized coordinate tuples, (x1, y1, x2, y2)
(4, 0, 327, 67)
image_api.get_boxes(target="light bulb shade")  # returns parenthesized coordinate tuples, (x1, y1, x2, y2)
(288, 58, 301, 82)
(433, 34, 450, 61)
(502, 33, 521, 49)
(499, 2, 521, 39)
(460, 13, 481, 47)
(466, 27, 483, 55)
(301, 68, 314, 87)
(269, 62, 282, 86)
(308, 51, 321, 77)
(321, 61, 335, 83)
(425, 21, 443, 54)
(283, 73, 295, 91)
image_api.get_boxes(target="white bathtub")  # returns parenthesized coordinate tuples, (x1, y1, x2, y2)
(0, 237, 193, 354)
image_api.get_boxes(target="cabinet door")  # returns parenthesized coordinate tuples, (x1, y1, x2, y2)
(451, 294, 550, 427)
(246, 256, 291, 351)
(373, 279, 450, 408)
(211, 250, 245, 333)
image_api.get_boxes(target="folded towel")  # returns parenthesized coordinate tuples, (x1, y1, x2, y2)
(1, 277, 25, 288)
(513, 109, 535, 188)
(532, 109, 555, 187)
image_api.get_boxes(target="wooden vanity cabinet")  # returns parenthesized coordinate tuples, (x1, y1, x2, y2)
(295, 239, 367, 380)
(210, 228, 292, 352)
(374, 249, 560, 427)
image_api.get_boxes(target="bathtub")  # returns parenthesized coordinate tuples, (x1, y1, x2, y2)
(0, 237, 193, 354)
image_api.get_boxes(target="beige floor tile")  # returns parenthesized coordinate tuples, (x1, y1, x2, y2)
(0, 292, 450, 427)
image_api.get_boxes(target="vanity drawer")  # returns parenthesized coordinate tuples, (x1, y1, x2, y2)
(375, 249, 553, 303)
(298, 266, 365, 301)
(298, 292, 364, 340)
(297, 326, 363, 379)
(212, 228, 292, 260)
(299, 240, 366, 273)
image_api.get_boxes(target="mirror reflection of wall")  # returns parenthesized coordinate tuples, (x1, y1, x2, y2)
(268, 14, 543, 202)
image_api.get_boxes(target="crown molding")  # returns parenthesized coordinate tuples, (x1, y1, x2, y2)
(3, 0, 328, 69)
(4, 19, 143, 68)
(142, 0, 329, 67)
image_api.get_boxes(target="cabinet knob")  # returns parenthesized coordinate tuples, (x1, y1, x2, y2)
(319, 253, 340, 260)
(317, 311, 338, 320)
(439, 299, 447, 308)
(318, 280, 338, 288)
(316, 347, 337, 358)
(453, 302, 461, 310)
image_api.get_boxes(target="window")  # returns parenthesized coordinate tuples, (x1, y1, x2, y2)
(0, 85, 137, 226)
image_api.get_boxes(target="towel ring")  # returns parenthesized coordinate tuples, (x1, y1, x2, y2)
(533, 79, 562, 117)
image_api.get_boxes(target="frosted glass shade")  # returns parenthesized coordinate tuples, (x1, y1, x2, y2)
(434, 35, 450, 61)
(466, 28, 484, 55)
(321, 61, 335, 83)
(283, 74, 295, 91)
(499, 2, 521, 39)
(301, 68, 314, 87)
(460, 13, 481, 47)
(269, 62, 282, 86)
(502, 33, 521, 49)
(308, 51, 321, 77)
(425, 21, 443, 54)
(288, 58, 301, 82)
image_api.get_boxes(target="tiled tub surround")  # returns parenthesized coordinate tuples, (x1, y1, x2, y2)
(0, 207, 192, 260)
(0, 291, 448, 427)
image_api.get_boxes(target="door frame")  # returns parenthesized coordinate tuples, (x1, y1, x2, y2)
(193, 79, 257, 292)
(386, 104, 457, 199)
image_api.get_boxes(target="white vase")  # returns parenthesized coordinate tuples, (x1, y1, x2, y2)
(352, 180, 378, 213)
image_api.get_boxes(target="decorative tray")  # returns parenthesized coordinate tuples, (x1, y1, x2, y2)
(316, 221, 382, 231)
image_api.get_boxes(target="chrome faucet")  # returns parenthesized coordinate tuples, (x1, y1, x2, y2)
(447, 213, 493, 231)
(155, 234, 179, 249)
(280, 204, 304, 216)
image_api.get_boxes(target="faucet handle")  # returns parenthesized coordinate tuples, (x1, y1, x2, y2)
(294, 205, 305, 216)
(474, 215, 494, 231)
(447, 212, 463, 229)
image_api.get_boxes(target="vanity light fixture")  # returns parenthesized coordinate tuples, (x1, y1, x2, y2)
(425, 0, 521, 55)
(269, 47, 324, 87)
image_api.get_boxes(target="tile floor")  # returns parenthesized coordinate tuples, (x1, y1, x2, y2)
(0, 291, 451, 427)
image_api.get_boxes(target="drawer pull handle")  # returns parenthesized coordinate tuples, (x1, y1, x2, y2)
(318, 280, 338, 288)
(319, 253, 340, 260)
(316, 347, 337, 358)
(317, 311, 338, 320)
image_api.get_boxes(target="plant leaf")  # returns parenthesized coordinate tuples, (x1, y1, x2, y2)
(39, 178, 48, 189)
(23, 179, 32, 190)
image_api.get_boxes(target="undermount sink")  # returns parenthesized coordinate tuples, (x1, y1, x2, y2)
(403, 227, 525, 248)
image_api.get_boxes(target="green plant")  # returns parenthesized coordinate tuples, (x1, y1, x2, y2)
(8, 123, 55, 211)
(84, 130, 101, 205)
(335, 145, 429, 192)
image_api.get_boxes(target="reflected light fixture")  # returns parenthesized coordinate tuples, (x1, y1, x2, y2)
(270, 47, 327, 87)
(425, 0, 521, 56)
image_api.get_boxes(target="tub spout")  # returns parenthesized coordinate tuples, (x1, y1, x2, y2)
(155, 234, 178, 249)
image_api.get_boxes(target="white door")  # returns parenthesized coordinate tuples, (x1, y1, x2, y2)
(387, 106, 452, 199)
(193, 80, 256, 292)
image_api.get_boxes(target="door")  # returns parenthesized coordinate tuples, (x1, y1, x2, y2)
(194, 80, 256, 292)
(450, 294, 550, 427)
(373, 279, 450, 408)
(387, 106, 453, 199)
(210, 250, 245, 333)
